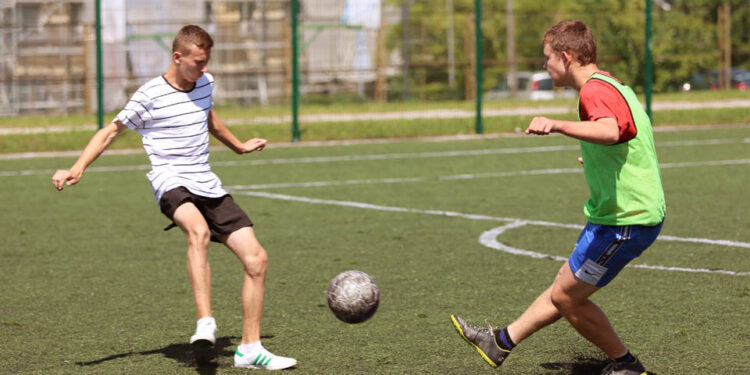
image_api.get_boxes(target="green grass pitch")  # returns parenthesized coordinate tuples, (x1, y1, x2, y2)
(1, 125, 748, 374)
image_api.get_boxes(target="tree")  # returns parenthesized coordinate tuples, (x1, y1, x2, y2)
(383, 0, 747, 98)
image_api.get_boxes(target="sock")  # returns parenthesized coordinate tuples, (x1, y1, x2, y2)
(239, 341, 262, 355)
(196, 317, 216, 327)
(493, 327, 516, 351)
(615, 350, 636, 363)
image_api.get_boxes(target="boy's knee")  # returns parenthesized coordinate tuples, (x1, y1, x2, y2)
(550, 286, 578, 316)
(185, 225, 211, 248)
(242, 246, 267, 278)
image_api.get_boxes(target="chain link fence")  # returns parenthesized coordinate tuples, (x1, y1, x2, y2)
(1, 0, 747, 132)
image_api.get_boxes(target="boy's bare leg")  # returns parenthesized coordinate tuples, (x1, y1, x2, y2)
(550, 262, 627, 359)
(221, 226, 297, 369)
(222, 226, 267, 344)
(508, 262, 627, 359)
(173, 203, 213, 319)
(506, 285, 562, 345)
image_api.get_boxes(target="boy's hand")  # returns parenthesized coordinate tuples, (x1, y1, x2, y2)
(525, 116, 558, 136)
(241, 138, 267, 153)
(52, 170, 79, 191)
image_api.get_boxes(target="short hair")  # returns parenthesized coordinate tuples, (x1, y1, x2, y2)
(543, 19, 597, 65)
(172, 25, 214, 54)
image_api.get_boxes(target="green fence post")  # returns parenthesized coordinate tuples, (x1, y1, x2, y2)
(95, 0, 103, 129)
(644, 0, 653, 120)
(474, 0, 483, 134)
(291, 0, 300, 142)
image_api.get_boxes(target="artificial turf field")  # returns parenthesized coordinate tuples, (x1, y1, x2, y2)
(1, 125, 748, 374)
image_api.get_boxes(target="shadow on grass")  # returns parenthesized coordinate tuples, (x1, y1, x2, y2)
(540, 356, 658, 375)
(75, 335, 277, 375)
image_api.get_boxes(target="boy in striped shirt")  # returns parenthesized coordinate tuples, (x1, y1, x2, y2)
(52, 25, 296, 370)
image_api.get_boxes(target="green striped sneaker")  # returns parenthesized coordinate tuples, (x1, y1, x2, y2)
(451, 314, 510, 368)
(234, 347, 297, 370)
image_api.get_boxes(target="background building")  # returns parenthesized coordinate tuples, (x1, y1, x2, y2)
(0, 0, 390, 115)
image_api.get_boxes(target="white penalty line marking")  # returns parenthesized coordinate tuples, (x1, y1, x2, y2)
(480, 222, 749, 276)
(232, 190, 750, 276)
(226, 158, 750, 190)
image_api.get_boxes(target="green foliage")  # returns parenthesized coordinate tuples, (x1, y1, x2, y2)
(652, 4, 717, 91)
(384, 0, 749, 94)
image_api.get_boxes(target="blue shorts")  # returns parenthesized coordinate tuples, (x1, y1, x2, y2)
(569, 220, 664, 287)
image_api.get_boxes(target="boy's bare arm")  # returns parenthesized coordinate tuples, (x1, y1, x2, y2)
(525, 116, 620, 145)
(52, 121, 127, 191)
(207, 109, 267, 154)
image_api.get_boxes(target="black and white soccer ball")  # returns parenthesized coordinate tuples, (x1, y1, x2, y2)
(326, 270, 380, 324)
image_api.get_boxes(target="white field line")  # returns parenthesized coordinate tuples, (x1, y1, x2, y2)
(1, 123, 748, 161)
(2, 99, 747, 134)
(231, 191, 750, 276)
(479, 222, 749, 276)
(225, 159, 750, 190)
(1, 138, 746, 177)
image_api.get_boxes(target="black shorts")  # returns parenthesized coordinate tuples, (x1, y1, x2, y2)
(159, 186, 254, 243)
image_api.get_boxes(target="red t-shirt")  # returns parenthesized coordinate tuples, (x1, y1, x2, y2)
(578, 71, 637, 143)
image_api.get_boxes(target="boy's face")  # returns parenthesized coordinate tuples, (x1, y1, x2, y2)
(543, 43, 568, 87)
(175, 44, 210, 83)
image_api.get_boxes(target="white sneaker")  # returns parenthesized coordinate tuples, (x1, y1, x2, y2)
(234, 346, 297, 370)
(189, 321, 216, 347)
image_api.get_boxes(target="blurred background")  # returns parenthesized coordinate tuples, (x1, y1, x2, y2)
(0, 0, 747, 116)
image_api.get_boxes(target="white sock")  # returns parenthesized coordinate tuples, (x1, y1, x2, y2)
(197, 317, 216, 327)
(239, 341, 262, 355)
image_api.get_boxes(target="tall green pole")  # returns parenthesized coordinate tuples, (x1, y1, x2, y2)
(291, 0, 300, 142)
(644, 0, 653, 120)
(95, 0, 104, 129)
(474, 0, 483, 134)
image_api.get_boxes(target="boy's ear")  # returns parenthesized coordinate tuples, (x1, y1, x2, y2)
(560, 51, 573, 67)
(172, 51, 182, 64)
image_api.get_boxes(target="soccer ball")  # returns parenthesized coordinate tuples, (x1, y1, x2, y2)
(326, 270, 380, 324)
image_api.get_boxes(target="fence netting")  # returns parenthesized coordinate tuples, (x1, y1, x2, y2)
(1, 0, 747, 132)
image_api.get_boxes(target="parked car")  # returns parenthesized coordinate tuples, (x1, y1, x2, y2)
(485, 71, 576, 100)
(682, 68, 750, 91)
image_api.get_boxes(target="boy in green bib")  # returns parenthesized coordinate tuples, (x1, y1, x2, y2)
(451, 19, 665, 375)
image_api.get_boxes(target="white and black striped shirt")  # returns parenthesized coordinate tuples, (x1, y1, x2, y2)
(115, 73, 226, 203)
